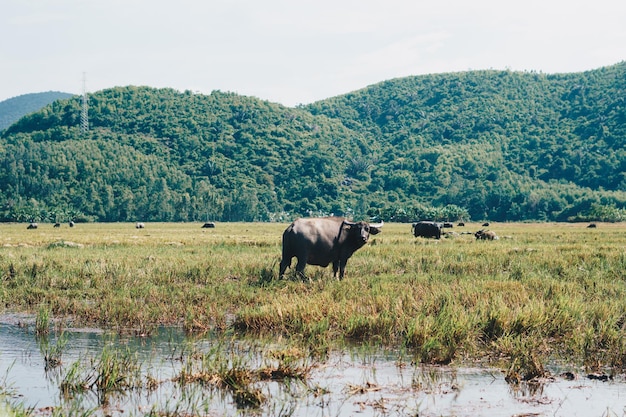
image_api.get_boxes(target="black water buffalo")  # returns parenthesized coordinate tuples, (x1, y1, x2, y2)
(475, 229, 499, 240)
(279, 217, 383, 280)
(412, 221, 442, 239)
(202, 222, 216, 228)
(27, 222, 38, 230)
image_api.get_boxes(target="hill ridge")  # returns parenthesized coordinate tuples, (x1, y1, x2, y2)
(1, 63, 625, 222)
(0, 91, 74, 131)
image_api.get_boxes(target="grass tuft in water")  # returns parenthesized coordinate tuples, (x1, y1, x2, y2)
(39, 331, 68, 371)
(35, 306, 50, 337)
(90, 346, 142, 405)
(504, 337, 549, 384)
(60, 360, 90, 399)
(59, 345, 143, 407)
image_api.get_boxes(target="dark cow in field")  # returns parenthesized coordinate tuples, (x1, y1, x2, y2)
(475, 229, 499, 240)
(27, 222, 38, 230)
(279, 217, 383, 280)
(202, 222, 216, 228)
(412, 221, 442, 239)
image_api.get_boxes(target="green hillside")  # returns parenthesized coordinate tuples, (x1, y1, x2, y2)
(306, 64, 626, 221)
(1, 63, 625, 223)
(0, 91, 74, 131)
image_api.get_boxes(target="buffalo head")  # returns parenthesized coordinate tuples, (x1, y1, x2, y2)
(343, 220, 383, 245)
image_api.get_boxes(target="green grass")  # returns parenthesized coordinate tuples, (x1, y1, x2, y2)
(1, 221, 626, 374)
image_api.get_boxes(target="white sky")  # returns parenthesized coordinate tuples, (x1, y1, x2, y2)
(1, 0, 625, 107)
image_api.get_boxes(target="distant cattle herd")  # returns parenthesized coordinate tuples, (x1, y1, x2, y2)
(411, 220, 501, 240)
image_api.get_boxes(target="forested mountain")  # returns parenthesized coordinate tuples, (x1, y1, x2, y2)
(0, 91, 74, 131)
(307, 63, 626, 221)
(1, 62, 625, 223)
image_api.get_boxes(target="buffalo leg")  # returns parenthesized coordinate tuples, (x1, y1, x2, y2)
(295, 256, 307, 278)
(338, 260, 346, 280)
(332, 261, 339, 278)
(279, 257, 291, 278)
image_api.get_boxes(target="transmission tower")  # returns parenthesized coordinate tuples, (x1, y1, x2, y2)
(81, 72, 89, 133)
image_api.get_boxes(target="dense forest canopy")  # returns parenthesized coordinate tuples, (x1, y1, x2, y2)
(1, 62, 625, 223)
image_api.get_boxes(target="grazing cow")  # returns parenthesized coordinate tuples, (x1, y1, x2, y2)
(202, 222, 216, 228)
(53, 222, 61, 228)
(475, 229, 499, 240)
(412, 221, 442, 239)
(69, 221, 75, 227)
(443, 222, 454, 228)
(457, 222, 465, 227)
(482, 222, 490, 227)
(135, 222, 145, 229)
(279, 217, 383, 280)
(587, 223, 597, 228)
(27, 222, 38, 230)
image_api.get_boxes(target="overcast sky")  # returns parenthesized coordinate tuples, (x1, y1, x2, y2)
(2, 0, 625, 107)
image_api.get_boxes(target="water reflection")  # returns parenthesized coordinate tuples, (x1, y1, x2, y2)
(0, 318, 625, 416)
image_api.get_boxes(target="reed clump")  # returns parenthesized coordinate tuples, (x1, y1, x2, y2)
(35, 305, 50, 337)
(59, 345, 142, 407)
(2, 221, 626, 375)
(173, 340, 312, 409)
(39, 331, 68, 371)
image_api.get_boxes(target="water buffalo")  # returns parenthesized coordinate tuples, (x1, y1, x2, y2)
(27, 222, 38, 230)
(412, 221, 442, 239)
(475, 229, 499, 240)
(135, 222, 145, 229)
(279, 217, 383, 280)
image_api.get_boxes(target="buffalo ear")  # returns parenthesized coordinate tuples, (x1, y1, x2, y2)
(369, 227, 382, 235)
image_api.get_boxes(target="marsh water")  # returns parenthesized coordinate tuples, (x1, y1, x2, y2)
(1, 315, 625, 416)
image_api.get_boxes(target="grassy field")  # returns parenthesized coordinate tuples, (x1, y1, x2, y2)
(1, 221, 626, 377)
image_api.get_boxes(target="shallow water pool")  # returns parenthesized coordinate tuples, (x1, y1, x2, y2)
(1, 317, 624, 416)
